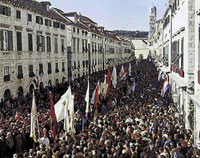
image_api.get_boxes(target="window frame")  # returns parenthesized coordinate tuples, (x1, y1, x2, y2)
(4, 65, 10, 75)
(28, 33, 33, 52)
(27, 13, 32, 22)
(46, 36, 51, 52)
(16, 31, 22, 51)
(0, 29, 13, 51)
(16, 10, 21, 19)
(0, 5, 11, 16)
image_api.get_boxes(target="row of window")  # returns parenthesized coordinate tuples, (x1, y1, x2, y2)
(0, 5, 131, 50)
(3, 62, 66, 81)
(73, 59, 101, 69)
(73, 27, 88, 36)
(0, 29, 65, 52)
(92, 33, 102, 40)
(72, 27, 114, 43)
(172, 0, 180, 13)
(0, 5, 65, 30)
(71, 37, 126, 54)
(3, 58, 105, 78)
(72, 37, 88, 53)
(163, 15, 170, 29)
(92, 42, 102, 53)
(124, 49, 131, 54)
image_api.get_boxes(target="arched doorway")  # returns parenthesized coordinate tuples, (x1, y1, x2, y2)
(48, 80, 52, 87)
(48, 80, 53, 91)
(29, 84, 34, 94)
(55, 79, 59, 85)
(139, 54, 144, 60)
(62, 77, 65, 84)
(40, 82, 44, 90)
(18, 86, 24, 97)
(39, 82, 44, 93)
(4, 89, 11, 101)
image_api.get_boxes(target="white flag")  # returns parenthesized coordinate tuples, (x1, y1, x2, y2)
(119, 65, 124, 77)
(128, 63, 131, 76)
(55, 86, 71, 123)
(112, 66, 117, 88)
(30, 92, 38, 141)
(102, 75, 108, 96)
(85, 80, 90, 114)
(91, 81, 100, 104)
(91, 87, 96, 104)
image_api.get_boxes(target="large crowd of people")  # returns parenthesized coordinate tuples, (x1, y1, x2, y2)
(0, 59, 199, 158)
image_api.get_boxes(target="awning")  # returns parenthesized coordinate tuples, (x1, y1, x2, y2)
(168, 72, 188, 87)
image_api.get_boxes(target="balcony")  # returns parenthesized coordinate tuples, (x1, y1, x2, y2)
(55, 69, 59, 73)
(17, 73, 23, 79)
(29, 72, 35, 77)
(4, 75, 10, 82)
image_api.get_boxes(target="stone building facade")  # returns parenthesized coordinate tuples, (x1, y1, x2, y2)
(0, 0, 134, 100)
(0, 0, 70, 100)
(149, 0, 200, 147)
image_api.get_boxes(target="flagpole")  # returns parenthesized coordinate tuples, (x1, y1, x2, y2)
(35, 89, 40, 142)
(37, 114, 40, 142)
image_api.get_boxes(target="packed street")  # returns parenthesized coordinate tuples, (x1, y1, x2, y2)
(0, 59, 199, 157)
(1, 0, 200, 157)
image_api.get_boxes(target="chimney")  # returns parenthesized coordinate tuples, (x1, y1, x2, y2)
(40, 1, 51, 11)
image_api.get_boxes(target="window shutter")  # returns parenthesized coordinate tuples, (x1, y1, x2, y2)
(45, 19, 48, 26)
(8, 7, 11, 16)
(36, 16, 39, 23)
(41, 17, 43, 25)
(37, 35, 40, 51)
(42, 36, 45, 52)
(0, 5, 3, 15)
(0, 30, 3, 50)
(28, 34, 33, 51)
(17, 32, 22, 51)
(8, 31, 13, 51)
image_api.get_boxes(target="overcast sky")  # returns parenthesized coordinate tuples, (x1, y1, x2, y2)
(42, 0, 168, 31)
